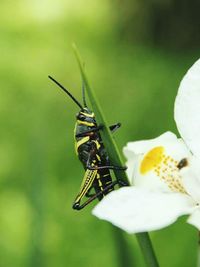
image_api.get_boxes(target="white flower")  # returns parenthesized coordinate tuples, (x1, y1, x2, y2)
(92, 58, 200, 234)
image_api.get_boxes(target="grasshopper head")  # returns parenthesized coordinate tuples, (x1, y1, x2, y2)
(76, 107, 96, 126)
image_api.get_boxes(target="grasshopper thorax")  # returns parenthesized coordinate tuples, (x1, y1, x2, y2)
(76, 107, 96, 127)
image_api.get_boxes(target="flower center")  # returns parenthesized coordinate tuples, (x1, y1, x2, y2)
(140, 146, 187, 194)
(140, 147, 164, 174)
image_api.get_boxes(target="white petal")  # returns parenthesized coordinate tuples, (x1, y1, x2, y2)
(174, 58, 200, 158)
(181, 157, 200, 203)
(92, 187, 195, 234)
(126, 157, 138, 185)
(123, 131, 177, 157)
(187, 208, 200, 230)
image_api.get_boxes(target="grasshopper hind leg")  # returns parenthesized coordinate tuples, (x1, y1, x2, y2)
(72, 180, 123, 210)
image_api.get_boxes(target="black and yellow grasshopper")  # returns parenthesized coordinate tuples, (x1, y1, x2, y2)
(49, 76, 127, 210)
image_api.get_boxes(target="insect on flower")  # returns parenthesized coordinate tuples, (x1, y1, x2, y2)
(48, 76, 128, 210)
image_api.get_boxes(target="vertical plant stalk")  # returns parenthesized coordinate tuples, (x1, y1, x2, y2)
(29, 134, 45, 267)
(197, 232, 200, 267)
(73, 44, 160, 267)
(136, 233, 159, 267)
(113, 226, 133, 267)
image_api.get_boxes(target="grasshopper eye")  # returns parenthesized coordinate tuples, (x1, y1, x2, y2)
(77, 114, 85, 120)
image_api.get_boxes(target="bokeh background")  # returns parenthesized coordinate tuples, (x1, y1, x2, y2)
(1, 0, 200, 266)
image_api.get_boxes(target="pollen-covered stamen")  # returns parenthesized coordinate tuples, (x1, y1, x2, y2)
(177, 158, 188, 169)
(140, 146, 187, 194)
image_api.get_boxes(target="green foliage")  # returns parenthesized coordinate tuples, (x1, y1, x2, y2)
(0, 1, 199, 267)
(113, 0, 200, 49)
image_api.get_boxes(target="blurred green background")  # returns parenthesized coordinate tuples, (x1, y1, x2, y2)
(1, 0, 200, 266)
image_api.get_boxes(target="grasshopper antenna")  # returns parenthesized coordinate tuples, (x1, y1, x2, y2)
(48, 76, 84, 110)
(82, 79, 87, 107)
(81, 62, 87, 108)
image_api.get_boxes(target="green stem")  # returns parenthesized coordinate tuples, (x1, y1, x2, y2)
(197, 232, 200, 267)
(112, 227, 133, 267)
(29, 133, 45, 267)
(136, 233, 159, 267)
(73, 44, 159, 267)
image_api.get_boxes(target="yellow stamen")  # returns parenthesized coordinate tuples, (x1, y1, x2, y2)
(140, 146, 164, 174)
(140, 146, 187, 194)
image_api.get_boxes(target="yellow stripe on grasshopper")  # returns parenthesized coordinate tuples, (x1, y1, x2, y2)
(77, 120, 95, 127)
(80, 112, 94, 118)
(75, 136, 90, 154)
(74, 169, 98, 203)
(93, 140, 101, 150)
